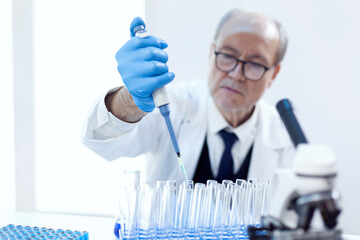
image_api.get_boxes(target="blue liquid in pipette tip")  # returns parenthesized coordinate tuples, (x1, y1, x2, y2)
(177, 154, 189, 182)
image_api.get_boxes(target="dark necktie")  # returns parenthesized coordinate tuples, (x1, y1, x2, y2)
(217, 129, 238, 182)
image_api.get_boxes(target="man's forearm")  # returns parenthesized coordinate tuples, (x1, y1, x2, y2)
(105, 86, 147, 123)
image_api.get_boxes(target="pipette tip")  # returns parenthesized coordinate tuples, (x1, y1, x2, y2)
(177, 156, 188, 181)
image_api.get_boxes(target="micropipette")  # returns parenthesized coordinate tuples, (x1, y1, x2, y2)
(132, 23, 189, 182)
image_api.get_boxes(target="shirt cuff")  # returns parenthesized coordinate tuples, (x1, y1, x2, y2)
(107, 109, 139, 133)
(94, 86, 139, 139)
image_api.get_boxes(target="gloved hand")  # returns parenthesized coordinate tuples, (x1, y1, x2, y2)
(115, 17, 175, 113)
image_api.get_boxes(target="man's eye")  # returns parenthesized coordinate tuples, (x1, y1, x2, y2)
(220, 54, 236, 62)
(248, 62, 263, 68)
(222, 54, 235, 59)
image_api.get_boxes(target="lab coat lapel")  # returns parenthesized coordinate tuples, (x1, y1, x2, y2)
(168, 81, 209, 181)
(248, 136, 279, 181)
(247, 100, 290, 181)
(178, 112, 207, 180)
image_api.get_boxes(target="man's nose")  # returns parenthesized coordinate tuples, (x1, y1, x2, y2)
(228, 62, 246, 82)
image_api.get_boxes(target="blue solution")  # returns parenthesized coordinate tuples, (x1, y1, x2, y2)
(0, 224, 88, 240)
(139, 228, 156, 239)
(114, 226, 251, 239)
(114, 221, 121, 238)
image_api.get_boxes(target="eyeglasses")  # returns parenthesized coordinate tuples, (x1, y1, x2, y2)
(214, 51, 270, 81)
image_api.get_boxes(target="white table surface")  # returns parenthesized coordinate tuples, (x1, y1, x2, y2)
(0, 211, 116, 239)
(1, 211, 359, 240)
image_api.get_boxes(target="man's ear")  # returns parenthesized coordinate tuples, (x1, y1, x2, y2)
(209, 44, 215, 57)
(267, 64, 281, 88)
(208, 44, 215, 66)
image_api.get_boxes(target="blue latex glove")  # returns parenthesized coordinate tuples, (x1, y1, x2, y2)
(115, 17, 175, 113)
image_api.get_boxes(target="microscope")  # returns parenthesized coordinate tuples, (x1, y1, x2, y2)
(249, 99, 342, 240)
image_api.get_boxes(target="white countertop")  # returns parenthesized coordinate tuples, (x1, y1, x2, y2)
(1, 211, 359, 240)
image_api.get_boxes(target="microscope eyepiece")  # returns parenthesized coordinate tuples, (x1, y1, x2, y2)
(276, 99, 308, 147)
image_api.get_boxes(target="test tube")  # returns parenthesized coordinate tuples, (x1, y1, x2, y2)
(236, 179, 248, 236)
(212, 183, 226, 237)
(187, 183, 206, 239)
(220, 181, 235, 238)
(117, 171, 141, 239)
(166, 180, 177, 239)
(200, 180, 219, 239)
(228, 183, 241, 235)
(156, 181, 168, 238)
(261, 180, 271, 218)
(174, 180, 194, 237)
(139, 183, 156, 239)
(252, 182, 264, 226)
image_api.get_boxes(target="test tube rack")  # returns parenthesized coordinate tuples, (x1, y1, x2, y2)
(0, 224, 89, 240)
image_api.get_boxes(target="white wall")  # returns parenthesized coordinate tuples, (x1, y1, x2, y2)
(146, 0, 360, 234)
(10, 0, 146, 215)
(33, 0, 146, 215)
(0, 0, 15, 211)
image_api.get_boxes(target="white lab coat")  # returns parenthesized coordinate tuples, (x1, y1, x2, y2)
(82, 80, 295, 183)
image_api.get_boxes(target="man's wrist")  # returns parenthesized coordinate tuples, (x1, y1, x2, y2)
(105, 86, 146, 123)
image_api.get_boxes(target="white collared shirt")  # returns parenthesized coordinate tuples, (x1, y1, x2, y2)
(206, 97, 259, 178)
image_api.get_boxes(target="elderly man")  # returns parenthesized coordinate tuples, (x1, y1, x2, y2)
(82, 9, 294, 184)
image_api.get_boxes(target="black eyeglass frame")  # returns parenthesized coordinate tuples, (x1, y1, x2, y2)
(214, 51, 271, 81)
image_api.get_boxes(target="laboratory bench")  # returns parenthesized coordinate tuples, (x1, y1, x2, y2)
(0, 211, 360, 240)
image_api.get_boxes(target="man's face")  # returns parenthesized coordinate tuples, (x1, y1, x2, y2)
(208, 17, 280, 115)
